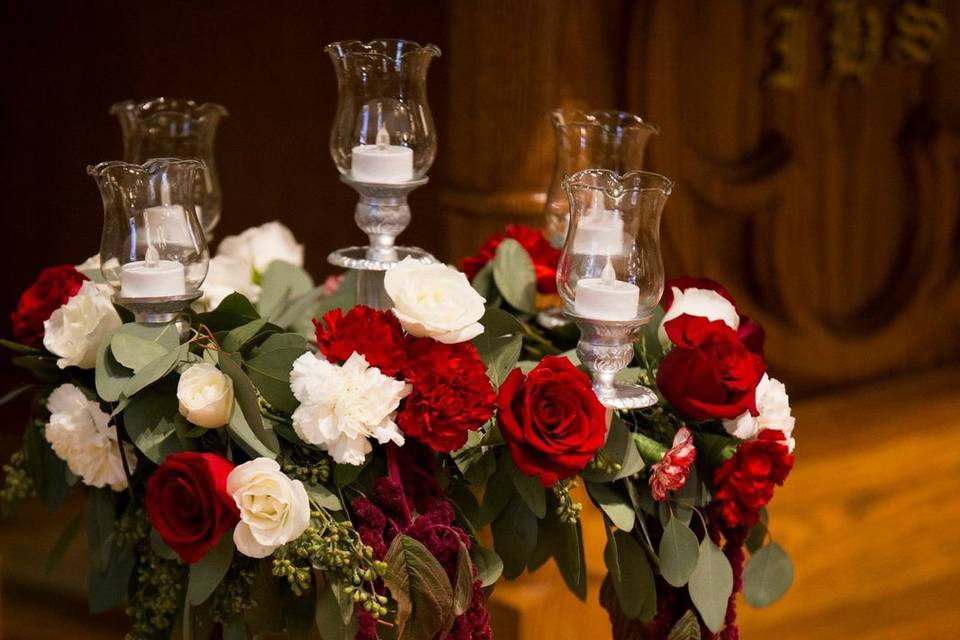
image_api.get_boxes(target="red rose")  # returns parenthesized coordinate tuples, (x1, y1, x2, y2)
(314, 305, 408, 376)
(663, 277, 765, 356)
(398, 338, 495, 453)
(459, 224, 561, 294)
(497, 356, 607, 487)
(713, 429, 794, 529)
(11, 265, 87, 347)
(657, 315, 766, 422)
(145, 452, 239, 564)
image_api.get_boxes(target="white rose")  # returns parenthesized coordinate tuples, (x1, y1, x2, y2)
(45, 383, 136, 491)
(177, 363, 235, 428)
(227, 458, 310, 558)
(384, 257, 486, 344)
(200, 254, 262, 309)
(722, 374, 796, 452)
(658, 286, 740, 348)
(217, 221, 304, 274)
(43, 281, 121, 369)
(290, 351, 410, 465)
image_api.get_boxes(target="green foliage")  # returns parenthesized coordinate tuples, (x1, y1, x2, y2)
(123, 343, 190, 398)
(492, 493, 537, 580)
(219, 350, 280, 456)
(383, 534, 456, 639)
(581, 415, 645, 483)
(188, 533, 235, 606)
(123, 384, 188, 464)
(470, 544, 503, 587)
(86, 489, 136, 613)
(604, 526, 656, 620)
(473, 307, 524, 388)
(504, 453, 546, 519)
(745, 507, 769, 553)
(1, 450, 36, 509)
(198, 293, 261, 332)
(315, 574, 359, 640)
(688, 538, 733, 632)
(491, 238, 537, 313)
(743, 542, 793, 608)
(244, 333, 307, 414)
(586, 481, 635, 532)
(658, 515, 700, 587)
(554, 516, 587, 601)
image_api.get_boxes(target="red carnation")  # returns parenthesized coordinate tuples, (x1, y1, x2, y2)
(459, 224, 561, 294)
(11, 265, 87, 348)
(713, 429, 794, 529)
(397, 338, 495, 453)
(657, 315, 766, 422)
(497, 356, 607, 487)
(145, 452, 239, 564)
(314, 305, 408, 376)
(663, 277, 765, 356)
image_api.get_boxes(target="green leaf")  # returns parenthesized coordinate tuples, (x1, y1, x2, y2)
(470, 262, 496, 299)
(123, 386, 186, 464)
(227, 400, 277, 459)
(383, 534, 455, 640)
(453, 542, 474, 616)
(479, 461, 513, 525)
(198, 292, 260, 332)
(492, 238, 536, 313)
(470, 545, 503, 588)
(219, 350, 280, 454)
(581, 415, 645, 482)
(528, 509, 558, 571)
(188, 532, 234, 605)
(221, 318, 277, 354)
(586, 481, 635, 532)
(86, 488, 115, 573)
(314, 271, 358, 318)
(111, 333, 170, 372)
(12, 354, 64, 383)
(504, 453, 546, 519)
(244, 333, 307, 415)
(743, 542, 793, 608)
(0, 384, 36, 408)
(123, 342, 189, 398)
(452, 429, 497, 485)
(315, 575, 359, 640)
(555, 519, 587, 601)
(334, 458, 368, 487)
(604, 528, 656, 620)
(45, 513, 82, 574)
(472, 308, 524, 388)
(745, 507, 769, 553)
(258, 261, 314, 321)
(0, 338, 44, 355)
(666, 610, 702, 640)
(658, 516, 700, 587)
(688, 538, 734, 632)
(150, 528, 179, 561)
(485, 335, 522, 387)
(96, 331, 133, 401)
(491, 493, 537, 580)
(636, 303, 666, 364)
(309, 484, 343, 511)
(88, 542, 135, 613)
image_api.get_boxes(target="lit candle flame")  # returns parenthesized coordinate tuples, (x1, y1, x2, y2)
(601, 256, 616, 285)
(376, 124, 390, 149)
(145, 244, 159, 268)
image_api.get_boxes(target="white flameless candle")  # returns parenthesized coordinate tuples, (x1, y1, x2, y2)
(573, 257, 639, 321)
(350, 125, 415, 183)
(572, 190, 624, 255)
(119, 182, 188, 298)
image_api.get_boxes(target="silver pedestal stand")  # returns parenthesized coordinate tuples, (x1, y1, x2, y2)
(328, 175, 436, 310)
(566, 312, 658, 410)
(114, 292, 202, 341)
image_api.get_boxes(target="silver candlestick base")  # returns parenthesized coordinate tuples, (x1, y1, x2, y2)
(328, 174, 437, 310)
(566, 312, 658, 410)
(114, 292, 202, 341)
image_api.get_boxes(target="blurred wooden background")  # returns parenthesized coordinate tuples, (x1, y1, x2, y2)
(2, 0, 959, 638)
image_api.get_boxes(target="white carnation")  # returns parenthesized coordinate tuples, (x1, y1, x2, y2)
(658, 286, 740, 348)
(227, 458, 310, 558)
(200, 254, 261, 308)
(177, 363, 234, 428)
(290, 351, 410, 465)
(43, 281, 121, 369)
(217, 221, 304, 274)
(384, 257, 485, 344)
(45, 383, 136, 491)
(722, 374, 796, 451)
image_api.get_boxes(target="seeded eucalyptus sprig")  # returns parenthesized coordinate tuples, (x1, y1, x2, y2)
(553, 478, 583, 524)
(0, 450, 36, 507)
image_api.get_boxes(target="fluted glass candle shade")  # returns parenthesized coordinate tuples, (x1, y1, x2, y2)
(544, 110, 659, 248)
(111, 98, 227, 235)
(326, 39, 440, 182)
(557, 169, 672, 322)
(89, 159, 209, 298)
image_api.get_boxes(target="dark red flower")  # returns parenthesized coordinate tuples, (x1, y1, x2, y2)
(314, 305, 408, 376)
(497, 356, 607, 487)
(662, 277, 765, 356)
(10, 265, 87, 348)
(459, 224, 561, 294)
(713, 430, 794, 529)
(145, 452, 239, 564)
(657, 315, 766, 422)
(397, 338, 495, 453)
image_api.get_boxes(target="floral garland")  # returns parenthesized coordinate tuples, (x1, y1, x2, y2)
(1, 222, 795, 640)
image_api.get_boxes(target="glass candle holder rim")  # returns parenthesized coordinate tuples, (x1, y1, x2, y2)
(86, 157, 206, 179)
(562, 168, 673, 197)
(324, 38, 442, 61)
(550, 108, 660, 136)
(109, 97, 229, 120)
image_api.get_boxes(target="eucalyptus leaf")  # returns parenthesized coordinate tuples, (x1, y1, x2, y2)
(258, 261, 314, 321)
(743, 543, 793, 608)
(479, 461, 513, 525)
(123, 386, 186, 464)
(12, 354, 64, 383)
(123, 342, 189, 398)
(309, 484, 343, 511)
(45, 513, 82, 574)
(492, 238, 536, 313)
(745, 507, 769, 553)
(88, 543, 135, 614)
(219, 350, 280, 453)
(113, 322, 178, 359)
(221, 318, 276, 354)
(198, 293, 261, 332)
(0, 384, 36, 408)
(470, 262, 495, 298)
(581, 415, 644, 482)
(150, 528, 179, 561)
(315, 576, 359, 640)
(188, 533, 234, 605)
(86, 488, 115, 573)
(586, 481, 635, 532)
(504, 453, 546, 519)
(227, 400, 277, 459)
(471, 545, 503, 587)
(244, 333, 307, 415)
(334, 457, 368, 487)
(658, 516, 700, 587)
(0, 338, 44, 354)
(491, 493, 537, 580)
(314, 271, 358, 317)
(688, 538, 734, 632)
(472, 308, 524, 388)
(453, 542, 474, 616)
(555, 519, 587, 601)
(383, 535, 455, 640)
(604, 528, 656, 620)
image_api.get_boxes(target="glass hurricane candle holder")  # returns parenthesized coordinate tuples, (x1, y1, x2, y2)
(89, 158, 209, 330)
(325, 39, 441, 309)
(557, 169, 672, 409)
(111, 98, 228, 238)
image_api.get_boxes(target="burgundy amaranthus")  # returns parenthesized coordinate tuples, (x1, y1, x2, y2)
(351, 445, 492, 640)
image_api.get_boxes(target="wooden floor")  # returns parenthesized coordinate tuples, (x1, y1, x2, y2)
(2, 367, 959, 638)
